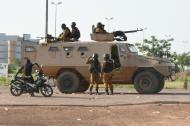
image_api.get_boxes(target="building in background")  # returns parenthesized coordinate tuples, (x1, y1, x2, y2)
(0, 33, 22, 64)
(0, 33, 39, 64)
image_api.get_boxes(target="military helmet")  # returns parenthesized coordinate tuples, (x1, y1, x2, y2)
(71, 22, 76, 27)
(61, 24, 66, 29)
(92, 53, 99, 59)
(97, 22, 102, 27)
(103, 53, 110, 59)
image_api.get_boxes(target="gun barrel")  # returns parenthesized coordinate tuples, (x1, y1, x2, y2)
(123, 29, 143, 33)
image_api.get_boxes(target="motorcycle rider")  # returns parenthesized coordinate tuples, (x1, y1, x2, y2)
(17, 57, 40, 96)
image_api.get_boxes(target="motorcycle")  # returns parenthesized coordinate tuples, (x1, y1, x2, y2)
(10, 65, 53, 97)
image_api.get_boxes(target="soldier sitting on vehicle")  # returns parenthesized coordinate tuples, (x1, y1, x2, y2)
(86, 53, 101, 95)
(71, 22, 81, 41)
(57, 24, 72, 42)
(94, 22, 107, 33)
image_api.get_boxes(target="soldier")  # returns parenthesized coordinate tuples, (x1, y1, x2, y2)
(94, 22, 107, 33)
(57, 24, 71, 41)
(102, 54, 114, 95)
(71, 22, 81, 41)
(86, 53, 101, 95)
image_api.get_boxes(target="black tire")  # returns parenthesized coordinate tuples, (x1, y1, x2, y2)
(134, 71, 159, 94)
(40, 85, 53, 97)
(10, 82, 23, 96)
(156, 77, 165, 93)
(77, 83, 90, 92)
(57, 71, 80, 93)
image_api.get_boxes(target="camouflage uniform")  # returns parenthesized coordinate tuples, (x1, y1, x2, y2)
(71, 22, 81, 41)
(94, 22, 107, 33)
(95, 27, 106, 33)
(58, 27, 71, 41)
(86, 54, 101, 95)
(102, 54, 114, 95)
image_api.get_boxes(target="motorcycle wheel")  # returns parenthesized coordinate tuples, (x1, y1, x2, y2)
(40, 85, 53, 97)
(10, 82, 23, 96)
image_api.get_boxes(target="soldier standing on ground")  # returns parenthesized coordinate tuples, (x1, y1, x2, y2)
(57, 24, 71, 41)
(102, 54, 114, 95)
(86, 53, 101, 95)
(71, 22, 81, 41)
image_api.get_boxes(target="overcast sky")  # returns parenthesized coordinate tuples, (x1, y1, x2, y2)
(0, 0, 189, 53)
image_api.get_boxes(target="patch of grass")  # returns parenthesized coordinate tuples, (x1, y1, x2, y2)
(178, 76, 190, 81)
(166, 75, 190, 89)
(0, 76, 13, 86)
(165, 80, 185, 89)
(113, 84, 134, 89)
(0, 77, 6, 84)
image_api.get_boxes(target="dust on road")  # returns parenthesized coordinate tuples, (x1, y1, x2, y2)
(0, 104, 190, 126)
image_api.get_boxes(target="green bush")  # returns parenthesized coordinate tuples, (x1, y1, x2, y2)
(0, 77, 7, 85)
(8, 59, 21, 74)
(0, 77, 6, 82)
(8, 64, 16, 73)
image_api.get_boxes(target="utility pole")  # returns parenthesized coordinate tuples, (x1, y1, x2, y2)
(45, 0, 49, 42)
(51, 2, 62, 38)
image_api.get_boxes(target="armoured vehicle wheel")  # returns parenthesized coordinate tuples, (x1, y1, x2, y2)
(77, 83, 90, 92)
(134, 71, 159, 94)
(156, 77, 165, 93)
(57, 71, 80, 93)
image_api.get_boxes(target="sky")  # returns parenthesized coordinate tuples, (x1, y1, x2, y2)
(0, 0, 189, 53)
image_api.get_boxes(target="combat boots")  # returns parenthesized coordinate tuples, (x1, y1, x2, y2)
(89, 86, 93, 95)
(95, 87, 99, 95)
(105, 88, 109, 95)
(110, 87, 114, 95)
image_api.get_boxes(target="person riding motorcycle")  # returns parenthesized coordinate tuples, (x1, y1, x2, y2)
(17, 57, 40, 96)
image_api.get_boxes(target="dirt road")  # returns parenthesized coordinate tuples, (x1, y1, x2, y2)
(1, 104, 190, 126)
(1, 86, 190, 106)
(1, 86, 190, 126)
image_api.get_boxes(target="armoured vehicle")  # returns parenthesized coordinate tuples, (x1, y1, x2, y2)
(23, 33, 175, 94)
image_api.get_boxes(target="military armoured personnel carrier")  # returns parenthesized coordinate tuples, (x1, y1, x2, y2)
(23, 32, 175, 94)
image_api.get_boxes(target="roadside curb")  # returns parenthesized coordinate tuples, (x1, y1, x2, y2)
(1, 101, 190, 107)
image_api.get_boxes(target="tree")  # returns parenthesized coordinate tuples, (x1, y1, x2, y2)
(136, 35, 190, 72)
(175, 52, 190, 71)
(135, 36, 174, 58)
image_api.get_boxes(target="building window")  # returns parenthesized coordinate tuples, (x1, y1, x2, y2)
(25, 47, 35, 52)
(15, 53, 21, 59)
